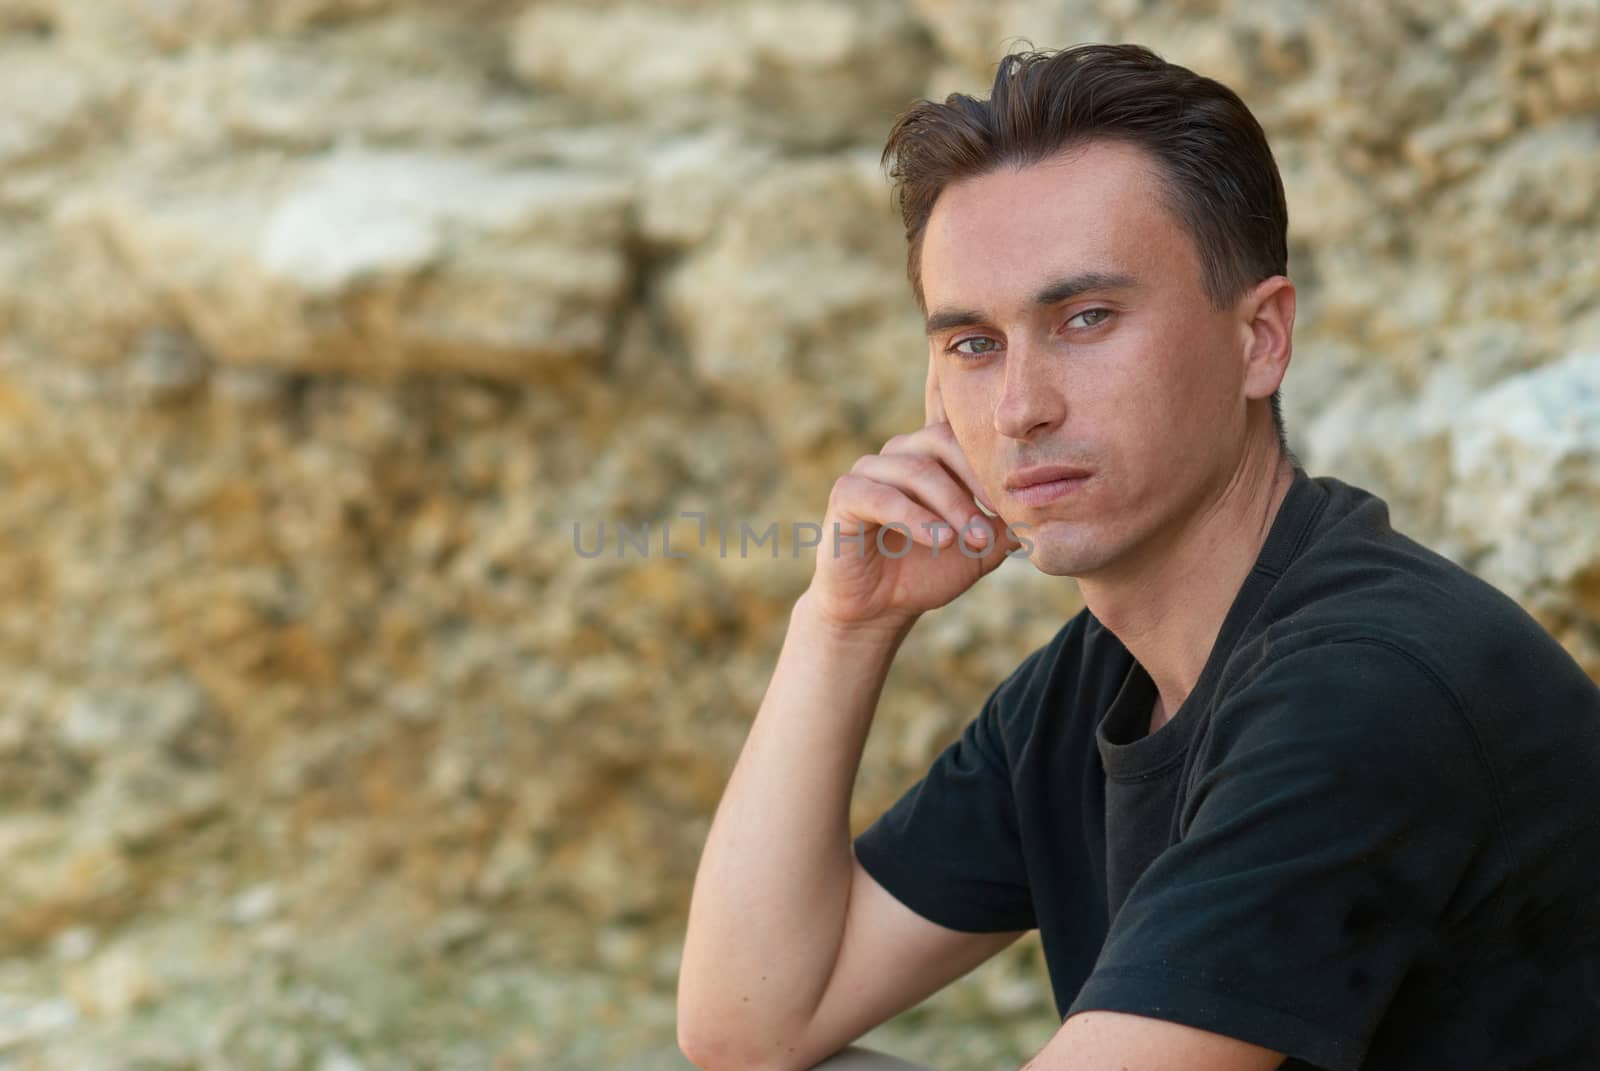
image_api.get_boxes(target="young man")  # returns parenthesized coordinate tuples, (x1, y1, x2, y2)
(677, 44, 1600, 1071)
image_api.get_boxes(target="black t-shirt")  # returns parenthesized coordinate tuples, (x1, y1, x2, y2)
(854, 466, 1600, 1070)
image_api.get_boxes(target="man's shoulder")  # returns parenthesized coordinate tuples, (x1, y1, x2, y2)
(1206, 488, 1600, 830)
(1246, 471, 1593, 713)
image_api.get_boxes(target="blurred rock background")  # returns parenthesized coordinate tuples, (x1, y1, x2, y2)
(0, 0, 1595, 1068)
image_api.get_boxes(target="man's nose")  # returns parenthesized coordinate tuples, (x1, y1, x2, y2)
(992, 339, 1064, 440)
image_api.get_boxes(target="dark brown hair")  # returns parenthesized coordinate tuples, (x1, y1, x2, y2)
(883, 43, 1291, 449)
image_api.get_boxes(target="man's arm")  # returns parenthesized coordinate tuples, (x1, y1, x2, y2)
(677, 590, 1026, 1071)
(680, 357, 1025, 1071)
(1022, 1011, 1284, 1071)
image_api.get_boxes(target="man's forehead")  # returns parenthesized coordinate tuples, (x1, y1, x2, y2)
(924, 141, 1162, 236)
(918, 146, 1189, 321)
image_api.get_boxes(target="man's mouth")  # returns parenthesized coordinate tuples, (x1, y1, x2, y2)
(1004, 464, 1093, 506)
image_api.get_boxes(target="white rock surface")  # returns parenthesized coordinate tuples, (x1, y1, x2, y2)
(1447, 351, 1600, 662)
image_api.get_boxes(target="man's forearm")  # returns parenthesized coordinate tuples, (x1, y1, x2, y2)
(678, 589, 915, 1061)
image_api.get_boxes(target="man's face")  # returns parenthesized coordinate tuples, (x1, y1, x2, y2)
(920, 139, 1256, 579)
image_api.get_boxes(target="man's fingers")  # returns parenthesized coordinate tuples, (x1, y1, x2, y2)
(918, 362, 994, 513)
(924, 356, 947, 428)
(828, 473, 956, 549)
(880, 424, 996, 516)
(849, 453, 992, 546)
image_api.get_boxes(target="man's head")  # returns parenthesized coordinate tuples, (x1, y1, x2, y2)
(884, 44, 1297, 578)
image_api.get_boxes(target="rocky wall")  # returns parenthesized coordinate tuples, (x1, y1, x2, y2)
(0, 1, 1595, 1067)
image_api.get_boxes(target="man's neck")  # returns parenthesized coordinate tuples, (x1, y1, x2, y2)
(1082, 446, 1296, 734)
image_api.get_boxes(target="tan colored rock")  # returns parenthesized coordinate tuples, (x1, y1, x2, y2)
(52, 0, 486, 51)
(128, 38, 543, 151)
(1446, 351, 1600, 672)
(57, 148, 633, 378)
(79, 755, 227, 850)
(665, 152, 924, 458)
(908, 0, 1112, 76)
(0, 2, 1595, 1066)
(0, 48, 98, 170)
(63, 941, 167, 1021)
(638, 129, 776, 248)
(0, 0, 56, 34)
(510, 1, 933, 147)
(0, 817, 134, 946)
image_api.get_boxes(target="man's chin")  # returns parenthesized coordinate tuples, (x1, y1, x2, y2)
(1011, 523, 1116, 579)
(1017, 539, 1090, 578)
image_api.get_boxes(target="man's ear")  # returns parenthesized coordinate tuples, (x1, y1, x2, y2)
(1239, 275, 1294, 402)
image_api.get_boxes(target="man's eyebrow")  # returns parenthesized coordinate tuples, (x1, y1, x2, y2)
(923, 270, 1140, 336)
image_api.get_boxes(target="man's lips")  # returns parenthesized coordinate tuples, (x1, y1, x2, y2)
(1003, 465, 1093, 507)
(1004, 464, 1093, 492)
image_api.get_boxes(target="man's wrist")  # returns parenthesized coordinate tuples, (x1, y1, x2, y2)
(793, 589, 918, 654)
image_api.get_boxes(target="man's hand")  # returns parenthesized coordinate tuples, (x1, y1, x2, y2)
(808, 359, 1020, 631)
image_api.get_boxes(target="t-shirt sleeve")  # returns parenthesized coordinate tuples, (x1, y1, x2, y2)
(852, 660, 1038, 933)
(1067, 639, 1495, 1071)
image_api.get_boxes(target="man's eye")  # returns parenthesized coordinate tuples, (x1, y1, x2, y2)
(1066, 308, 1113, 329)
(949, 336, 1001, 357)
